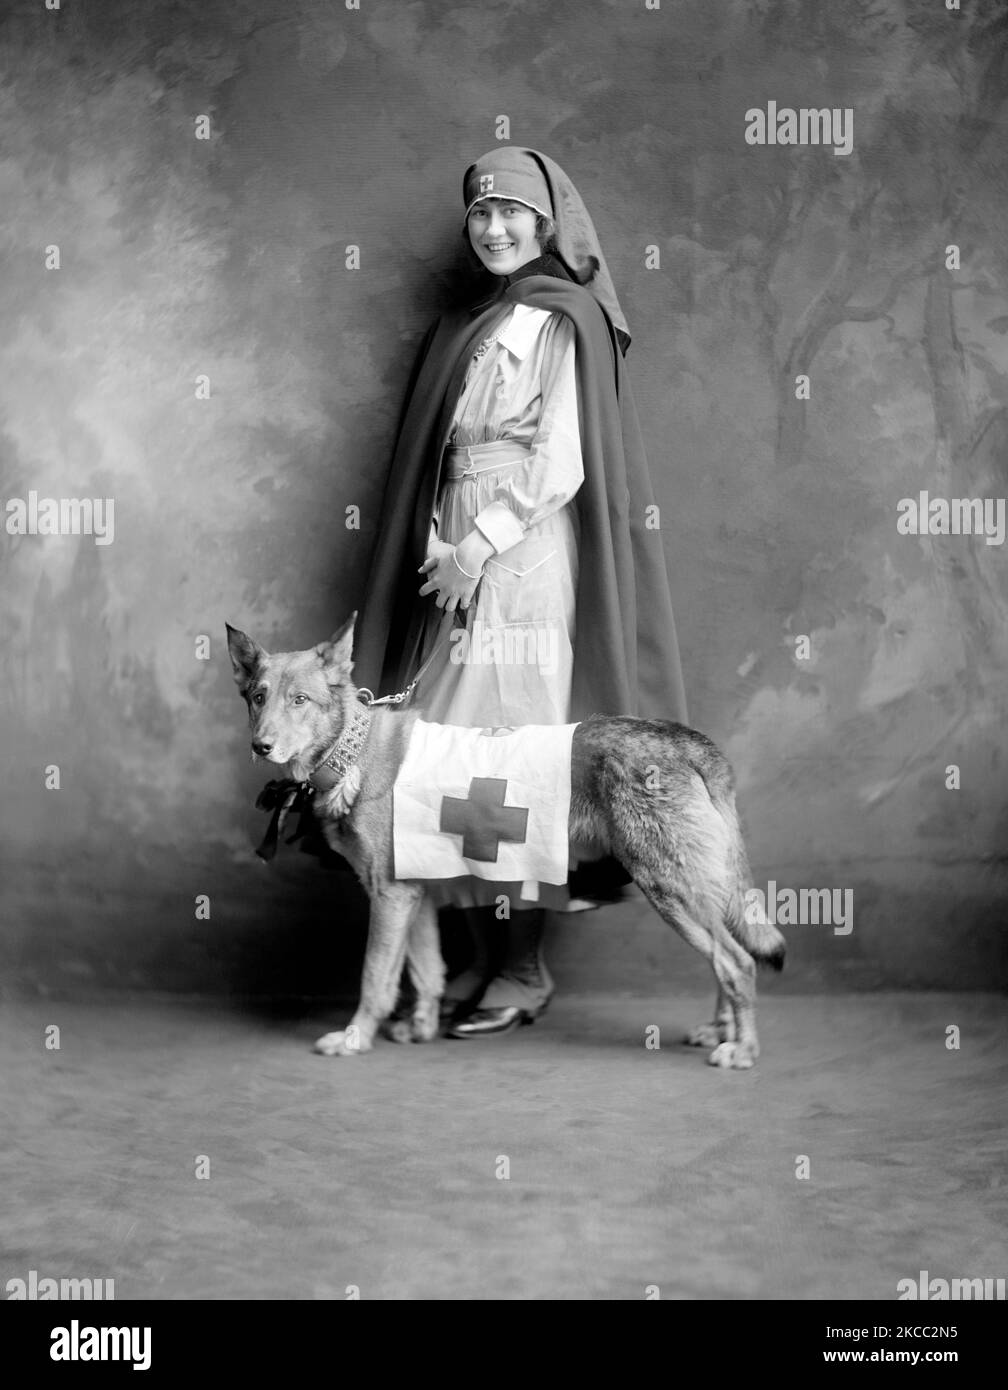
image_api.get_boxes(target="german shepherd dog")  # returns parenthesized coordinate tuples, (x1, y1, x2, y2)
(227, 614, 784, 1069)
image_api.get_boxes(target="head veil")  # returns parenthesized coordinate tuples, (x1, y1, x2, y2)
(462, 146, 632, 354)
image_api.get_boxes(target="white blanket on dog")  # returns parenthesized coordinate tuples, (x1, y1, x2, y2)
(393, 720, 578, 893)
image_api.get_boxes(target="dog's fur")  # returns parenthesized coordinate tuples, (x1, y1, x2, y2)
(227, 614, 785, 1069)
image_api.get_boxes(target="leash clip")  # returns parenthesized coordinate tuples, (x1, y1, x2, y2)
(357, 685, 410, 708)
(354, 617, 461, 710)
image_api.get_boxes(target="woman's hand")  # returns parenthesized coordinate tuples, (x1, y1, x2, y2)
(418, 540, 480, 613)
(419, 530, 495, 613)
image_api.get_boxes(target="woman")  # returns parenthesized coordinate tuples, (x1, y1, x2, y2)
(353, 147, 688, 1037)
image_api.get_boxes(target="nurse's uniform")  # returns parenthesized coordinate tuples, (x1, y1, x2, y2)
(414, 301, 584, 911)
(418, 301, 583, 729)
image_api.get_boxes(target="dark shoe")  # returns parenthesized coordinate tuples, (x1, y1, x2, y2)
(446, 997, 552, 1039)
(439, 994, 484, 1026)
(438, 908, 498, 1021)
(477, 908, 553, 1011)
(438, 970, 488, 1021)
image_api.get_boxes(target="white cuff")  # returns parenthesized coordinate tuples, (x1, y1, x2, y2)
(473, 500, 525, 555)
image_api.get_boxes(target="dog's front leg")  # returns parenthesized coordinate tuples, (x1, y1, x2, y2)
(314, 883, 421, 1057)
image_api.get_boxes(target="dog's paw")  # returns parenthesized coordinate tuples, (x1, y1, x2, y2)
(313, 1029, 371, 1057)
(685, 1022, 727, 1048)
(382, 1018, 414, 1045)
(707, 1040, 758, 1070)
(410, 1006, 440, 1044)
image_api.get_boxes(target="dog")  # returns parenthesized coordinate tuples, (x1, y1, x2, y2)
(227, 613, 785, 1069)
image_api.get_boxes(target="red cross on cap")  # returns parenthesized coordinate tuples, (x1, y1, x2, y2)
(479, 173, 494, 193)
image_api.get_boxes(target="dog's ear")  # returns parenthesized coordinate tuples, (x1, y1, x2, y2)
(315, 611, 357, 681)
(226, 623, 265, 692)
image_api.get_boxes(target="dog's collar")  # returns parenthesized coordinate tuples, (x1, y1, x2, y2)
(307, 706, 371, 793)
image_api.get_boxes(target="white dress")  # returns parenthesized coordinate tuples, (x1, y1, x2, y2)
(417, 303, 584, 728)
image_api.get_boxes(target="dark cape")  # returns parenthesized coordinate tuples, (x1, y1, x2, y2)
(353, 254, 689, 727)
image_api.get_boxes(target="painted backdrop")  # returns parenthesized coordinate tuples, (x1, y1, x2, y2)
(1, 0, 1006, 995)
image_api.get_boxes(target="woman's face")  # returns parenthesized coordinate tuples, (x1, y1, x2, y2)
(467, 198, 541, 276)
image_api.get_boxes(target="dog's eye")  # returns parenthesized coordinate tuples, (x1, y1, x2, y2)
(252, 692, 265, 706)
(292, 694, 308, 707)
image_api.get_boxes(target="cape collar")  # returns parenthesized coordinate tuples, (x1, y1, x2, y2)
(467, 252, 573, 317)
(502, 252, 574, 287)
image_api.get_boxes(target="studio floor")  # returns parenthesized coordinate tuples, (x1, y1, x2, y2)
(3, 990, 1006, 1300)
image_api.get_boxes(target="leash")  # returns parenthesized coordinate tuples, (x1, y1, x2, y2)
(355, 621, 457, 708)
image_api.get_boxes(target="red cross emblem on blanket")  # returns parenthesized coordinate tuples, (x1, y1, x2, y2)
(439, 777, 529, 862)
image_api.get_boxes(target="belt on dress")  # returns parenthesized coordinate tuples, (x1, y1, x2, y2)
(443, 439, 532, 480)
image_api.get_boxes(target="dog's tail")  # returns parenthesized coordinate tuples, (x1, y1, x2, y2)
(721, 803, 786, 971)
(690, 746, 786, 970)
(730, 886, 786, 970)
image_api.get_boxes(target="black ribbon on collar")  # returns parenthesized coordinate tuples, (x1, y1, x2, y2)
(254, 778, 316, 862)
(253, 710, 369, 864)
(253, 778, 351, 869)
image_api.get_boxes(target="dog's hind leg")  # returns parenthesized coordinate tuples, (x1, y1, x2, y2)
(385, 894, 445, 1045)
(602, 754, 763, 1068)
(315, 883, 420, 1057)
(683, 985, 737, 1050)
(633, 874, 760, 1069)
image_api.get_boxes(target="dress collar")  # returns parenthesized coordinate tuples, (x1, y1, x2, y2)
(496, 303, 551, 360)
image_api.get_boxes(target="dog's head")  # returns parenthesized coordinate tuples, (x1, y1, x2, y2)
(226, 612, 357, 774)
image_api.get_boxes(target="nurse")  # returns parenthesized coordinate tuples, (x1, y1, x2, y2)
(353, 147, 689, 1037)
